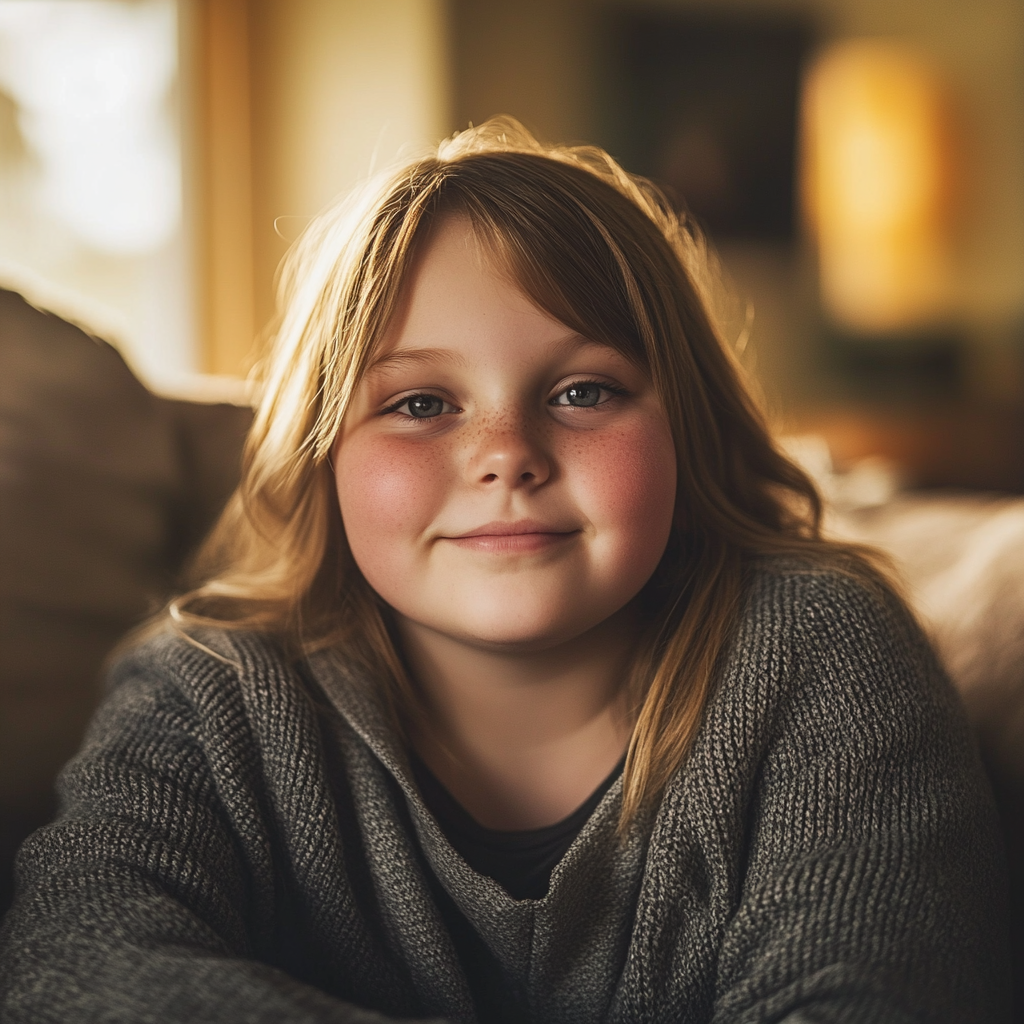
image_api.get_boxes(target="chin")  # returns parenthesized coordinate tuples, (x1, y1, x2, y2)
(454, 625, 576, 654)
(439, 597, 612, 653)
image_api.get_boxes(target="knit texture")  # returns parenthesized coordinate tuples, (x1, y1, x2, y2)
(0, 561, 1011, 1022)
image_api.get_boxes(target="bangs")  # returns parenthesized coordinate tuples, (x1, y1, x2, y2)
(426, 154, 663, 374)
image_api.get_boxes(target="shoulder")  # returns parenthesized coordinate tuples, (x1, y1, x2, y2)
(95, 625, 315, 760)
(718, 554, 968, 764)
(690, 558, 996, 874)
(741, 552, 901, 620)
(736, 553, 925, 667)
(64, 626, 344, 854)
(108, 625, 295, 699)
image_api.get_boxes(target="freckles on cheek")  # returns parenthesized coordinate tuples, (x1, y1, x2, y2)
(334, 437, 445, 547)
(571, 421, 677, 537)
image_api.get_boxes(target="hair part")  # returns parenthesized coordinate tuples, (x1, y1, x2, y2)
(168, 117, 894, 829)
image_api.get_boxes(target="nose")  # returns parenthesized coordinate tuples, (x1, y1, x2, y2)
(465, 413, 551, 489)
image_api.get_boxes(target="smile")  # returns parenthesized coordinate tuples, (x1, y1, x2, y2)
(444, 520, 580, 554)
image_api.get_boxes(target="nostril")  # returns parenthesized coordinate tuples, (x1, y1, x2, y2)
(520, 472, 535, 482)
(483, 473, 498, 483)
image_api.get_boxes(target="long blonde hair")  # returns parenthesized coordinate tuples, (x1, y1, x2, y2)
(173, 118, 885, 826)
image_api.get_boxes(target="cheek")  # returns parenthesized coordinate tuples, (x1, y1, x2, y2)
(333, 435, 446, 581)
(567, 417, 677, 562)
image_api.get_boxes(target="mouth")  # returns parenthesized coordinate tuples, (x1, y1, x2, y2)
(444, 520, 580, 553)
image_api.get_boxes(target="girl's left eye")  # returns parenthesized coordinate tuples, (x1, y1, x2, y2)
(551, 381, 626, 408)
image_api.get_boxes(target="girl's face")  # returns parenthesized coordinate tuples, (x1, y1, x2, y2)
(333, 216, 677, 653)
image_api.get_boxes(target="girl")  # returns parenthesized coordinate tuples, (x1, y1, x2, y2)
(0, 119, 1009, 1022)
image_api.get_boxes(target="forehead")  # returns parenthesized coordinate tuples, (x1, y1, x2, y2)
(367, 216, 601, 366)
(390, 215, 540, 334)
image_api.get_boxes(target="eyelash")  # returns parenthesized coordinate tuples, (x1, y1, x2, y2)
(549, 379, 629, 407)
(379, 379, 629, 419)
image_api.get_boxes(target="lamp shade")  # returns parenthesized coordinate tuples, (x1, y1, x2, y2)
(802, 41, 952, 334)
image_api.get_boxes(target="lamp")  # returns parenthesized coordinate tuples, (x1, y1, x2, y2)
(801, 41, 952, 335)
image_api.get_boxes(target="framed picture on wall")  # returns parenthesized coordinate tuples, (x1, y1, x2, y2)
(602, 12, 812, 241)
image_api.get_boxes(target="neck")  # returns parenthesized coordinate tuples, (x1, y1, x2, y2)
(396, 607, 638, 829)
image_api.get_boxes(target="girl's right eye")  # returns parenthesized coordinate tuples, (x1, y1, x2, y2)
(383, 393, 457, 419)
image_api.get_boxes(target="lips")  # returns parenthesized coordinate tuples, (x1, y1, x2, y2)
(444, 520, 580, 553)
(452, 519, 572, 538)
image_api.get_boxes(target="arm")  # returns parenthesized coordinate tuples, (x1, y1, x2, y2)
(712, 572, 1011, 1024)
(0, 649, 444, 1024)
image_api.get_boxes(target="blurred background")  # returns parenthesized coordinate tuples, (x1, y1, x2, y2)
(0, 0, 1021, 487)
(2, 4, 1024, 989)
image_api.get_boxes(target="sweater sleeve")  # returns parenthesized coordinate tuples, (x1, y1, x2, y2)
(710, 571, 1011, 1024)
(0, 649, 445, 1024)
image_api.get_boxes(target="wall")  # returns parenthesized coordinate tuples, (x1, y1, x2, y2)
(450, 0, 596, 145)
(248, 0, 451, 341)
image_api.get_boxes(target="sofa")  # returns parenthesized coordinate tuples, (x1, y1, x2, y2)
(0, 287, 252, 911)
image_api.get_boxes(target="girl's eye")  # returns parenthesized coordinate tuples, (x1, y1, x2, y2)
(551, 381, 625, 408)
(385, 393, 456, 419)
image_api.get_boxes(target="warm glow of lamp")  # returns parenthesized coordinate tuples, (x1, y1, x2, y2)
(802, 41, 952, 334)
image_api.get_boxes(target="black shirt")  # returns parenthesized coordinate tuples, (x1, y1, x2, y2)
(410, 753, 625, 900)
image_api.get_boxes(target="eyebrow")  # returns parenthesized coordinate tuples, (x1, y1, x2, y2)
(364, 348, 471, 376)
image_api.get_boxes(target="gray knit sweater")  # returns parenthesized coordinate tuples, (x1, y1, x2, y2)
(0, 562, 1010, 1023)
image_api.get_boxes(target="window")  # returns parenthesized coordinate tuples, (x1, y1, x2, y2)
(0, 0, 196, 386)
